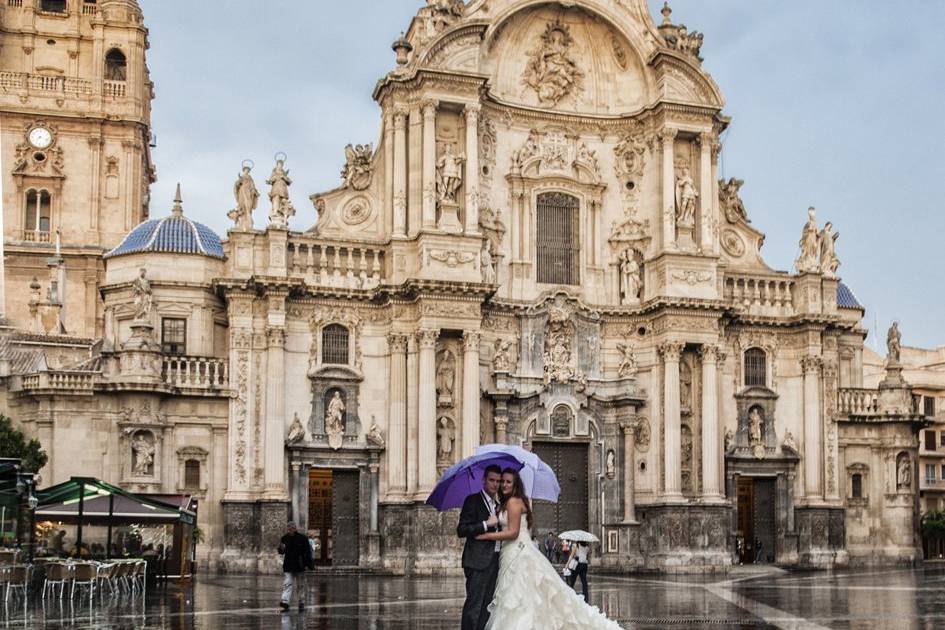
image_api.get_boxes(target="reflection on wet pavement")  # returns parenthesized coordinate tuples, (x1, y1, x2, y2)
(2, 567, 945, 629)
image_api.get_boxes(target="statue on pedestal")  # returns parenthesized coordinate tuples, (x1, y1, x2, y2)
(267, 155, 295, 228)
(366, 417, 386, 448)
(131, 433, 155, 476)
(325, 391, 346, 450)
(132, 268, 153, 322)
(819, 221, 840, 277)
(748, 407, 764, 445)
(437, 416, 455, 464)
(436, 144, 465, 205)
(674, 168, 698, 227)
(618, 249, 642, 305)
(795, 207, 821, 273)
(887, 322, 902, 364)
(228, 163, 258, 230)
(436, 349, 456, 405)
(286, 412, 305, 444)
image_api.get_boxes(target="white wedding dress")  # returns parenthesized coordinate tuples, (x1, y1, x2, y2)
(484, 511, 623, 630)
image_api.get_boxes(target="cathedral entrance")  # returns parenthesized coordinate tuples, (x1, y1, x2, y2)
(736, 477, 776, 564)
(307, 469, 361, 566)
(531, 442, 589, 535)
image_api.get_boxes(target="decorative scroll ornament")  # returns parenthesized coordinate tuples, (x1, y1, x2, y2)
(524, 20, 584, 106)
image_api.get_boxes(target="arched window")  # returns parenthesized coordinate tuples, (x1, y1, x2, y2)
(184, 459, 200, 489)
(536, 192, 580, 285)
(851, 473, 863, 499)
(105, 48, 127, 81)
(25, 189, 52, 233)
(321, 324, 349, 365)
(744, 347, 767, 387)
(41, 0, 67, 12)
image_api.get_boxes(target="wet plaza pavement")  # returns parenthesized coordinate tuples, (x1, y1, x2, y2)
(4, 566, 945, 629)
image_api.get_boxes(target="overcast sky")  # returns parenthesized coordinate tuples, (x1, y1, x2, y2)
(142, 0, 945, 351)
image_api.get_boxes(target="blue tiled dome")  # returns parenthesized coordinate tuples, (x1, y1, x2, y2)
(106, 186, 224, 259)
(837, 282, 863, 309)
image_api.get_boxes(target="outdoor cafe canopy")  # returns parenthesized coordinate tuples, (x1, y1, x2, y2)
(35, 477, 195, 526)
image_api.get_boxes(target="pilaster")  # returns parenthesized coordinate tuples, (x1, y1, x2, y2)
(463, 103, 481, 234)
(659, 342, 685, 501)
(417, 328, 439, 497)
(461, 331, 481, 458)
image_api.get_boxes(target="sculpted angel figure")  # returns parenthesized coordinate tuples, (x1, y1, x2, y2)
(819, 221, 840, 277)
(436, 144, 465, 204)
(616, 341, 637, 378)
(228, 165, 258, 230)
(267, 157, 294, 227)
(719, 177, 747, 223)
(675, 168, 698, 227)
(341, 143, 373, 191)
(132, 268, 153, 321)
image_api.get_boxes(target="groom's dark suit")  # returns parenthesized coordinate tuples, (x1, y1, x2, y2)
(457, 490, 500, 630)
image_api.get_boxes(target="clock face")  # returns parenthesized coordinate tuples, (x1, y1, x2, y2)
(28, 127, 53, 149)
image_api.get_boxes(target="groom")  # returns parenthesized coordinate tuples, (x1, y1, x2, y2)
(457, 464, 503, 630)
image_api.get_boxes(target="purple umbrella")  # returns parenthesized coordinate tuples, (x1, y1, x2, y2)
(426, 444, 561, 511)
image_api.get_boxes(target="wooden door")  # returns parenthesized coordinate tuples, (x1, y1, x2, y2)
(331, 470, 360, 566)
(308, 469, 332, 565)
(736, 476, 754, 564)
(531, 442, 589, 535)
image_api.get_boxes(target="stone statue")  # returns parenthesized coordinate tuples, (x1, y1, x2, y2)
(616, 341, 637, 378)
(286, 412, 305, 444)
(341, 143, 374, 191)
(437, 416, 455, 461)
(606, 450, 616, 479)
(228, 164, 258, 230)
(131, 433, 154, 476)
(325, 391, 346, 450)
(436, 144, 465, 204)
(782, 430, 798, 454)
(819, 221, 840, 277)
(719, 177, 747, 223)
(887, 322, 902, 364)
(897, 455, 911, 489)
(267, 156, 295, 228)
(795, 207, 821, 273)
(132, 268, 153, 321)
(492, 339, 516, 373)
(724, 428, 734, 453)
(524, 20, 584, 106)
(436, 349, 456, 404)
(481, 241, 496, 284)
(618, 249, 642, 305)
(366, 418, 386, 448)
(675, 168, 698, 227)
(748, 407, 764, 445)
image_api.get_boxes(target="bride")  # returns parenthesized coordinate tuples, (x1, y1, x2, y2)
(476, 468, 622, 629)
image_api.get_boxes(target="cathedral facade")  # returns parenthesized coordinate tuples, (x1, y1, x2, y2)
(0, 0, 929, 573)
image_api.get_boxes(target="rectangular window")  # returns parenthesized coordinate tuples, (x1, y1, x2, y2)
(851, 474, 863, 499)
(161, 318, 187, 356)
(927, 464, 936, 484)
(940, 432, 945, 448)
(925, 396, 936, 418)
(941, 465, 945, 481)
(184, 460, 200, 489)
(926, 430, 937, 451)
(536, 192, 580, 285)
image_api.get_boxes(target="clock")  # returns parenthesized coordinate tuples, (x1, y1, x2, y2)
(28, 126, 53, 149)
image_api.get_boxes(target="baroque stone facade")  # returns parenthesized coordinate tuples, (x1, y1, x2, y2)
(0, 0, 927, 573)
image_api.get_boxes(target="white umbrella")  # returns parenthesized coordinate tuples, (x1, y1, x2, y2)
(558, 530, 599, 543)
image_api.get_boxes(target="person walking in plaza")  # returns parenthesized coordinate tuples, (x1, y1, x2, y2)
(565, 541, 591, 603)
(457, 464, 503, 630)
(543, 531, 556, 562)
(278, 521, 314, 612)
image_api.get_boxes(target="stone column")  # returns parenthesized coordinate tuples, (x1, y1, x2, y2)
(392, 108, 408, 237)
(464, 103, 481, 234)
(406, 335, 419, 495)
(421, 100, 438, 229)
(700, 344, 723, 499)
(803, 355, 823, 500)
(698, 132, 714, 250)
(494, 395, 510, 444)
(660, 128, 678, 250)
(264, 326, 287, 497)
(386, 333, 409, 498)
(290, 462, 300, 524)
(300, 464, 310, 531)
(660, 342, 685, 500)
(462, 331, 481, 457)
(369, 461, 380, 533)
(383, 112, 394, 234)
(621, 419, 637, 523)
(417, 328, 439, 495)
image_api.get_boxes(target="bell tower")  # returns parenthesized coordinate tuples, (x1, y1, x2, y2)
(0, 0, 154, 337)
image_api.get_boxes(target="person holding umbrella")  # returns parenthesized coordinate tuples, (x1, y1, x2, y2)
(561, 530, 600, 604)
(456, 464, 503, 630)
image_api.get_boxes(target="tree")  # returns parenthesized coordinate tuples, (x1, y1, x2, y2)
(0, 414, 48, 473)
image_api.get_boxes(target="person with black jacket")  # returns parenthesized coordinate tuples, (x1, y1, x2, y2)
(278, 521, 314, 611)
(457, 464, 503, 630)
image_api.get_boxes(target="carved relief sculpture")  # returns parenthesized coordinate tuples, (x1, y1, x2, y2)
(366, 417, 386, 448)
(132, 268, 153, 321)
(675, 168, 698, 227)
(543, 305, 575, 384)
(286, 412, 305, 444)
(228, 164, 259, 230)
(341, 143, 374, 191)
(492, 338, 517, 374)
(616, 341, 637, 378)
(524, 20, 584, 106)
(325, 391, 346, 450)
(719, 177, 748, 223)
(782, 430, 798, 454)
(618, 249, 642, 305)
(724, 428, 734, 453)
(131, 431, 155, 476)
(267, 155, 295, 228)
(436, 349, 456, 405)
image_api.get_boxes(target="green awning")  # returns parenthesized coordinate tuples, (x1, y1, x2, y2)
(36, 477, 195, 525)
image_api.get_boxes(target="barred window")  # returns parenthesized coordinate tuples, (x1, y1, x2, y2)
(321, 324, 349, 365)
(536, 192, 580, 285)
(184, 460, 200, 489)
(25, 189, 52, 232)
(851, 473, 862, 499)
(161, 318, 187, 356)
(744, 348, 766, 387)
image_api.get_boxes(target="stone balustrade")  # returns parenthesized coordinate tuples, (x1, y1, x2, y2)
(0, 71, 120, 98)
(16, 371, 95, 393)
(163, 356, 229, 390)
(838, 388, 880, 416)
(287, 236, 385, 290)
(22, 229, 51, 243)
(724, 274, 795, 316)
(81, 3, 96, 14)
(103, 80, 126, 98)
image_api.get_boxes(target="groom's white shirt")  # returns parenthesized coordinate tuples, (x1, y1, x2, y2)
(481, 490, 501, 552)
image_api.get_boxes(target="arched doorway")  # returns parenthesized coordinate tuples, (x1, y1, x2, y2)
(530, 405, 590, 534)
